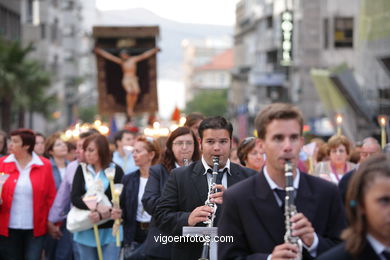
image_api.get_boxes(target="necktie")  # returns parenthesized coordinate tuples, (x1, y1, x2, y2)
(382, 251, 390, 260)
(274, 188, 286, 209)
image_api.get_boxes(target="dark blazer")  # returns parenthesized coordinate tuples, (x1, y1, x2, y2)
(141, 163, 174, 259)
(317, 241, 382, 260)
(154, 160, 257, 260)
(120, 170, 141, 245)
(71, 164, 124, 229)
(218, 171, 347, 260)
(338, 169, 356, 205)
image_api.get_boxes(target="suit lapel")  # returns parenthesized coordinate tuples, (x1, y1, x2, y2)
(190, 161, 209, 205)
(363, 241, 382, 260)
(227, 163, 241, 187)
(295, 173, 316, 222)
(251, 172, 285, 245)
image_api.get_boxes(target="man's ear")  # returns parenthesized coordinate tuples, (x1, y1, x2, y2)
(198, 137, 202, 151)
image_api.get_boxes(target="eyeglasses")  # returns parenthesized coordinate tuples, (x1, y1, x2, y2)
(173, 141, 194, 147)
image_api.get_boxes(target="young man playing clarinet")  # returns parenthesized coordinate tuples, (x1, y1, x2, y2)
(218, 103, 347, 260)
(154, 116, 256, 260)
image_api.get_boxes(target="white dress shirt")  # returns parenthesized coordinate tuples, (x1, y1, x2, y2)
(367, 234, 390, 260)
(4, 153, 43, 229)
(201, 156, 231, 189)
(263, 166, 319, 258)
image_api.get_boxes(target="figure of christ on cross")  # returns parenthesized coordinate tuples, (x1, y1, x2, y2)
(94, 47, 160, 118)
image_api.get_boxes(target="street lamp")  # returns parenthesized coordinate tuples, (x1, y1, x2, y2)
(335, 113, 343, 136)
(378, 115, 388, 149)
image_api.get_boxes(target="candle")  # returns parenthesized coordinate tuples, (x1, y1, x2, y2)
(335, 114, 343, 136)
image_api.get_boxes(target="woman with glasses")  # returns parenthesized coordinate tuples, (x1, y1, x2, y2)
(314, 135, 356, 184)
(237, 137, 265, 172)
(121, 136, 161, 260)
(142, 127, 200, 260)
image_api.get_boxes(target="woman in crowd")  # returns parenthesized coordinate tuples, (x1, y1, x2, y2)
(34, 132, 46, 156)
(0, 128, 56, 259)
(317, 154, 390, 260)
(184, 112, 205, 140)
(71, 133, 124, 259)
(120, 136, 161, 260)
(237, 136, 264, 172)
(142, 127, 200, 260)
(45, 133, 69, 189)
(0, 130, 7, 157)
(314, 135, 356, 184)
(44, 133, 71, 260)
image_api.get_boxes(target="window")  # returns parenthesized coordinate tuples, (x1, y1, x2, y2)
(51, 18, 58, 43)
(266, 50, 278, 64)
(334, 17, 353, 48)
(40, 23, 45, 39)
(324, 18, 329, 49)
(26, 0, 33, 23)
(266, 16, 273, 29)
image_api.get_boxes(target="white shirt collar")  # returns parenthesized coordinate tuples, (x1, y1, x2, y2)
(367, 234, 390, 257)
(4, 152, 44, 167)
(263, 165, 300, 190)
(201, 156, 231, 175)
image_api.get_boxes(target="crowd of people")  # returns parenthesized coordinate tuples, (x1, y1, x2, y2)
(0, 104, 389, 260)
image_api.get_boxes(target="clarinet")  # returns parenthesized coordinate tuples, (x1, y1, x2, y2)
(199, 156, 219, 260)
(284, 160, 303, 260)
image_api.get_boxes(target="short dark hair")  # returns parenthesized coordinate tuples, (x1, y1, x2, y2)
(255, 103, 303, 139)
(161, 127, 200, 172)
(113, 129, 136, 148)
(184, 112, 205, 128)
(198, 116, 233, 140)
(83, 134, 111, 169)
(10, 128, 36, 154)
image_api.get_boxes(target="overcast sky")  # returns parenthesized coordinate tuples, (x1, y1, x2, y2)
(96, 0, 238, 26)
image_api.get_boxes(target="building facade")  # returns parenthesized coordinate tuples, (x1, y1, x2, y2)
(231, 0, 390, 141)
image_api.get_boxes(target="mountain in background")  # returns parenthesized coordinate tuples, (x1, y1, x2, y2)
(95, 8, 233, 80)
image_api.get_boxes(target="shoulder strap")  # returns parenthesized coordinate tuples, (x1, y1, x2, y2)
(80, 163, 94, 192)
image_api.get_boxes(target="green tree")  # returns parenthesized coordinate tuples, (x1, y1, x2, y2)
(0, 36, 55, 131)
(185, 89, 228, 117)
(79, 105, 97, 123)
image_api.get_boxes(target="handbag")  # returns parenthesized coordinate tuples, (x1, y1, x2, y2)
(66, 163, 113, 233)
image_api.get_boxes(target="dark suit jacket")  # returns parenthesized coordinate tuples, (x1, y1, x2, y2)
(120, 170, 141, 245)
(316, 241, 382, 260)
(218, 171, 347, 260)
(141, 163, 174, 259)
(338, 169, 356, 205)
(154, 160, 257, 260)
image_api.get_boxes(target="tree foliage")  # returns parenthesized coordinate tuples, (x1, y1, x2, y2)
(0, 36, 55, 131)
(185, 89, 228, 117)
